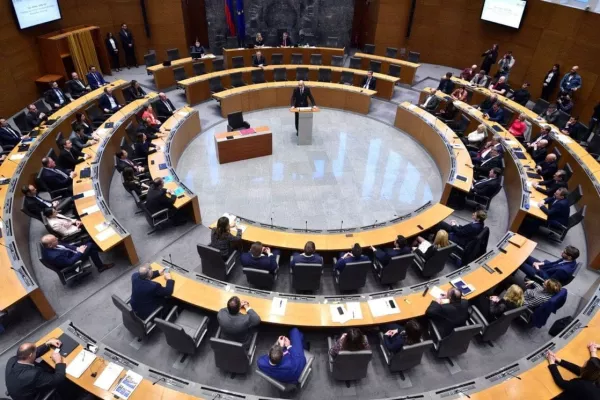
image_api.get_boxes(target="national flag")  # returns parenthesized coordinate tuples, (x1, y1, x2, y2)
(225, 0, 236, 36)
(236, 0, 246, 43)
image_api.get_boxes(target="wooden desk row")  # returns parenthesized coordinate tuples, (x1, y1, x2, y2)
(353, 52, 420, 85)
(212, 81, 376, 118)
(223, 46, 344, 70)
(178, 64, 400, 104)
(147, 55, 217, 90)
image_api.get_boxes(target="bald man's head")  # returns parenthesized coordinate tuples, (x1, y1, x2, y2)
(41, 234, 57, 248)
(17, 343, 36, 362)
(138, 264, 152, 279)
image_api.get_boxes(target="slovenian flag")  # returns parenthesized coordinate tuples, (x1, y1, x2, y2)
(225, 0, 236, 36)
(236, 0, 246, 43)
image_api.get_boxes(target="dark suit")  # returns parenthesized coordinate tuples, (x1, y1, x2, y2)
(116, 157, 139, 173)
(40, 168, 72, 193)
(24, 195, 72, 217)
(472, 177, 501, 197)
(119, 28, 137, 67)
(485, 107, 504, 123)
(334, 254, 370, 272)
(155, 99, 175, 118)
(425, 299, 469, 338)
(474, 155, 502, 176)
(5, 343, 66, 400)
(26, 111, 47, 129)
(58, 148, 85, 171)
(512, 89, 531, 106)
(290, 87, 316, 131)
(421, 95, 440, 112)
(437, 78, 455, 95)
(537, 160, 558, 181)
(240, 251, 280, 273)
(41, 241, 104, 269)
(374, 246, 411, 267)
(0, 125, 23, 148)
(532, 148, 548, 164)
(69, 132, 93, 151)
(361, 76, 377, 90)
(86, 71, 107, 90)
(99, 94, 121, 113)
(290, 253, 323, 270)
(105, 37, 120, 70)
(439, 221, 484, 248)
(520, 256, 577, 284)
(548, 358, 600, 400)
(217, 307, 261, 346)
(535, 179, 567, 197)
(145, 187, 175, 214)
(541, 197, 570, 228)
(252, 55, 267, 66)
(190, 45, 205, 56)
(67, 79, 89, 98)
(125, 86, 146, 101)
(133, 140, 156, 159)
(130, 270, 174, 319)
(71, 120, 92, 135)
(45, 88, 70, 109)
(281, 37, 293, 47)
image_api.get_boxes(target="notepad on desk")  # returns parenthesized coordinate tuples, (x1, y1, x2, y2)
(173, 187, 185, 197)
(82, 189, 95, 198)
(82, 204, 100, 215)
(163, 175, 174, 183)
(346, 302, 363, 320)
(96, 227, 117, 241)
(429, 286, 445, 300)
(94, 362, 124, 390)
(330, 304, 352, 324)
(158, 163, 168, 170)
(95, 222, 110, 232)
(270, 297, 288, 316)
(9, 154, 25, 161)
(367, 297, 399, 318)
(66, 349, 96, 378)
(112, 370, 143, 400)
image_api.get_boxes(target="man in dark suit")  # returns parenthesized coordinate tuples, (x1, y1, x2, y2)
(0, 118, 26, 150)
(438, 210, 486, 247)
(359, 70, 376, 90)
(99, 87, 122, 114)
(252, 50, 267, 67)
(45, 82, 71, 110)
(217, 296, 261, 348)
(520, 188, 570, 238)
(483, 102, 505, 123)
(69, 125, 97, 152)
(290, 241, 323, 271)
(477, 94, 498, 113)
(370, 235, 411, 267)
(420, 92, 440, 112)
(119, 23, 137, 68)
(241, 241, 280, 274)
(437, 72, 455, 94)
(425, 288, 469, 338)
(58, 139, 89, 171)
(26, 104, 48, 130)
(40, 234, 114, 272)
(257, 328, 307, 384)
(536, 153, 558, 181)
(130, 265, 174, 319)
(68, 72, 90, 98)
(526, 126, 552, 150)
(115, 149, 147, 174)
(290, 81, 317, 134)
(86, 66, 107, 90)
(519, 245, 579, 284)
(281, 32, 293, 47)
(145, 178, 184, 224)
(472, 167, 502, 198)
(40, 157, 74, 194)
(474, 148, 502, 176)
(531, 139, 549, 164)
(5, 337, 65, 400)
(22, 184, 73, 217)
(533, 170, 568, 197)
(154, 93, 176, 120)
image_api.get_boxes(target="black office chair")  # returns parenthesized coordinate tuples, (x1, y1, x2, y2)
(132, 191, 170, 235)
(326, 36, 339, 47)
(466, 178, 503, 210)
(232, 56, 245, 69)
(227, 111, 250, 131)
(257, 351, 315, 393)
(429, 320, 482, 358)
(369, 60, 382, 73)
(500, 107, 513, 128)
(332, 259, 371, 291)
(378, 332, 433, 373)
(556, 110, 571, 128)
(328, 336, 372, 386)
(243, 256, 280, 289)
(291, 259, 323, 292)
(144, 52, 158, 73)
(154, 306, 209, 356)
(230, 72, 246, 88)
(373, 253, 414, 286)
(331, 55, 344, 67)
(252, 69, 266, 84)
(318, 68, 332, 82)
(41, 212, 88, 243)
(388, 64, 402, 79)
(193, 62, 206, 76)
(167, 48, 180, 61)
(211, 327, 258, 374)
(55, 131, 64, 150)
(532, 98, 550, 115)
(469, 305, 528, 344)
(413, 243, 457, 278)
(291, 53, 303, 65)
(451, 227, 490, 267)
(13, 111, 32, 134)
(173, 67, 187, 84)
(385, 47, 398, 58)
(349, 57, 362, 69)
(37, 242, 93, 286)
(213, 59, 224, 71)
(567, 185, 582, 206)
(197, 244, 237, 281)
(271, 53, 283, 65)
(226, 36, 238, 49)
(34, 99, 50, 114)
(209, 77, 225, 94)
(539, 205, 586, 242)
(112, 294, 162, 341)
(340, 71, 354, 85)
(363, 44, 375, 54)
(296, 68, 309, 81)
(310, 54, 322, 65)
(407, 51, 420, 63)
(85, 104, 108, 126)
(35, 169, 71, 199)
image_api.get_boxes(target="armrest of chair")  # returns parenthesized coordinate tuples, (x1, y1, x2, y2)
(428, 320, 443, 343)
(193, 316, 209, 342)
(327, 336, 334, 364)
(227, 124, 234, 132)
(143, 306, 164, 326)
(532, 275, 545, 285)
(151, 208, 170, 224)
(214, 326, 222, 339)
(60, 260, 86, 275)
(256, 369, 286, 391)
(226, 250, 238, 267)
(132, 157, 146, 163)
(165, 305, 179, 322)
(35, 388, 56, 400)
(298, 352, 314, 388)
(49, 188, 71, 197)
(469, 305, 489, 328)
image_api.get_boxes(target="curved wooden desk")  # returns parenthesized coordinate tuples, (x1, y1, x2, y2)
(353, 52, 420, 85)
(147, 55, 216, 90)
(212, 81, 376, 118)
(223, 46, 344, 70)
(179, 65, 400, 104)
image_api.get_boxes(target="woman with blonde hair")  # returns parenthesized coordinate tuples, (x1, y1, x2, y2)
(524, 279, 562, 309)
(255, 32, 264, 47)
(473, 284, 524, 320)
(464, 124, 487, 145)
(413, 230, 451, 261)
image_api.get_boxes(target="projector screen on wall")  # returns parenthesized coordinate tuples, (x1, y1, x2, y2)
(481, 0, 527, 29)
(12, 0, 62, 29)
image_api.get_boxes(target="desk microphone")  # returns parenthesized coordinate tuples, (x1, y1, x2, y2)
(305, 220, 307, 232)
(455, 388, 471, 399)
(169, 253, 174, 269)
(152, 376, 166, 386)
(271, 216, 273, 228)
(502, 370, 522, 381)
(341, 220, 343, 230)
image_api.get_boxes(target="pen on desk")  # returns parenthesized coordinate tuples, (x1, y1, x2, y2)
(279, 299, 282, 307)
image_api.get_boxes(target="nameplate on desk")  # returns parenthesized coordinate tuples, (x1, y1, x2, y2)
(158, 163, 168, 170)
(80, 168, 91, 179)
(456, 175, 468, 182)
(104, 122, 114, 129)
(80, 189, 95, 198)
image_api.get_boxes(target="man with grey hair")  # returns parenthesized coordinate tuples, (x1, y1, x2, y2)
(155, 92, 175, 120)
(425, 287, 469, 338)
(130, 264, 174, 319)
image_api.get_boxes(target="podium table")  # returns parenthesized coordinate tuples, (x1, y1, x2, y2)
(214, 126, 273, 164)
(291, 107, 318, 145)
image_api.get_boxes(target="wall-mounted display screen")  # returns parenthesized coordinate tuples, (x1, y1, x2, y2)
(12, 0, 62, 29)
(481, 0, 527, 29)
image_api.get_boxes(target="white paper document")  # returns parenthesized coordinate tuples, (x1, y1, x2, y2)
(10, 154, 25, 160)
(346, 302, 363, 320)
(367, 297, 400, 318)
(82, 189, 95, 198)
(330, 305, 352, 324)
(270, 297, 288, 316)
(94, 362, 124, 390)
(95, 221, 110, 232)
(82, 204, 100, 215)
(177, 110, 189, 117)
(112, 370, 143, 400)
(429, 286, 445, 299)
(96, 227, 117, 241)
(66, 349, 96, 378)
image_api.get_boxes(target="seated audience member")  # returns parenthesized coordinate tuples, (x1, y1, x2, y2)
(420, 91, 440, 112)
(546, 343, 600, 399)
(130, 265, 174, 319)
(560, 66, 582, 94)
(539, 104, 560, 124)
(512, 82, 531, 106)
(437, 72, 455, 95)
(472, 284, 524, 321)
(470, 138, 502, 161)
(478, 94, 498, 113)
(561, 116, 580, 137)
(155, 93, 176, 119)
(218, 296, 261, 348)
(361, 70, 376, 90)
(464, 124, 487, 145)
(536, 153, 559, 181)
(520, 188, 570, 237)
(86, 65, 107, 90)
(5, 338, 66, 400)
(460, 65, 478, 81)
(241, 241, 280, 274)
(141, 104, 161, 132)
(43, 208, 83, 237)
(329, 328, 370, 359)
(40, 234, 113, 272)
(533, 170, 568, 196)
(26, 104, 48, 129)
(68, 72, 91, 98)
(526, 126, 553, 150)
(334, 243, 369, 273)
(470, 70, 489, 87)
(70, 125, 98, 151)
(115, 149, 147, 174)
(371, 235, 411, 267)
(58, 139, 89, 171)
(436, 101, 458, 121)
(146, 177, 179, 217)
(40, 157, 74, 193)
(483, 102, 505, 123)
(254, 33, 264, 47)
(280, 32, 293, 47)
(488, 76, 508, 96)
(258, 328, 307, 384)
(472, 167, 502, 197)
(210, 216, 242, 260)
(45, 82, 70, 110)
(520, 245, 579, 284)
(413, 230, 451, 261)
(252, 50, 267, 67)
(438, 210, 486, 248)
(474, 148, 502, 176)
(508, 113, 528, 139)
(127, 79, 146, 100)
(524, 279, 562, 309)
(71, 112, 94, 135)
(425, 288, 469, 338)
(133, 132, 157, 159)
(531, 139, 549, 164)
(381, 319, 422, 353)
(22, 184, 73, 216)
(557, 93, 574, 114)
(99, 87, 122, 114)
(0, 118, 26, 149)
(451, 87, 468, 102)
(122, 167, 148, 196)
(291, 241, 323, 270)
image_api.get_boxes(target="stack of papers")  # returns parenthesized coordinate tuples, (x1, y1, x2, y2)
(330, 302, 363, 324)
(222, 213, 237, 225)
(82, 204, 100, 215)
(96, 227, 117, 241)
(94, 362, 124, 390)
(112, 370, 143, 400)
(429, 286, 445, 300)
(66, 349, 96, 378)
(367, 297, 400, 318)
(270, 297, 288, 316)
(236, 223, 248, 233)
(95, 222, 110, 232)
(10, 154, 25, 161)
(82, 189, 95, 198)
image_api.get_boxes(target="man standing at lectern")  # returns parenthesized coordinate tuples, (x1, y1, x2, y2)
(290, 81, 316, 135)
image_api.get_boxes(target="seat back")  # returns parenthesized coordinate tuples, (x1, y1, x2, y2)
(338, 260, 370, 291)
(55, 132, 64, 149)
(501, 107, 513, 126)
(567, 184, 582, 206)
(37, 242, 66, 284)
(213, 59, 224, 71)
(85, 104, 104, 122)
(556, 110, 571, 128)
(532, 98, 549, 115)
(531, 288, 567, 328)
(567, 204, 586, 229)
(388, 64, 401, 78)
(571, 122, 587, 142)
(292, 262, 323, 291)
(232, 56, 245, 68)
(154, 318, 197, 354)
(210, 332, 251, 374)
(22, 197, 42, 221)
(462, 227, 490, 265)
(252, 69, 266, 84)
(13, 111, 31, 132)
(407, 51, 420, 63)
(34, 99, 50, 114)
(331, 55, 343, 67)
(310, 54, 322, 65)
(243, 267, 275, 289)
(318, 68, 332, 82)
(379, 253, 414, 285)
(363, 44, 375, 54)
(385, 47, 398, 58)
(132, 191, 157, 228)
(369, 60, 382, 73)
(111, 294, 146, 338)
(271, 53, 283, 65)
(481, 306, 527, 342)
(349, 57, 361, 69)
(166, 48, 180, 61)
(436, 324, 481, 358)
(197, 244, 228, 281)
(209, 77, 224, 92)
(340, 71, 354, 85)
(331, 350, 372, 381)
(326, 36, 339, 47)
(226, 36, 238, 49)
(227, 111, 247, 130)
(173, 67, 187, 81)
(193, 62, 206, 76)
(420, 243, 457, 277)
(274, 68, 287, 82)
(564, 163, 573, 182)
(230, 72, 245, 87)
(296, 68, 308, 81)
(389, 339, 433, 372)
(144, 53, 158, 68)
(291, 53, 303, 65)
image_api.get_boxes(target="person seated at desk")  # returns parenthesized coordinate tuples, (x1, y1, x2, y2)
(115, 149, 147, 174)
(512, 82, 531, 106)
(533, 169, 567, 197)
(561, 116, 580, 137)
(329, 328, 370, 359)
(122, 167, 148, 196)
(470, 138, 502, 161)
(254, 33, 265, 47)
(361, 70, 376, 90)
(40, 234, 114, 272)
(71, 112, 94, 135)
(508, 113, 527, 140)
(99, 87, 122, 114)
(381, 319, 422, 353)
(474, 148, 502, 176)
(546, 343, 600, 400)
(155, 93, 176, 120)
(146, 178, 184, 223)
(435, 101, 458, 121)
(536, 153, 558, 181)
(241, 241, 280, 274)
(86, 65, 108, 90)
(472, 167, 502, 197)
(530, 139, 549, 164)
(257, 328, 307, 384)
(539, 104, 560, 124)
(190, 38, 206, 56)
(130, 265, 174, 319)
(5, 337, 66, 400)
(463, 124, 487, 145)
(70, 125, 98, 151)
(210, 216, 242, 261)
(291, 241, 323, 270)
(460, 65, 478, 82)
(0, 118, 26, 149)
(40, 157, 75, 194)
(488, 76, 508, 96)
(413, 230, 451, 261)
(218, 296, 261, 348)
(45, 81, 70, 110)
(520, 188, 570, 238)
(471, 284, 524, 321)
(127, 79, 146, 100)
(560, 66, 582, 95)
(520, 245, 579, 284)
(252, 50, 267, 67)
(420, 91, 440, 112)
(557, 93, 574, 114)
(438, 210, 486, 248)
(451, 87, 468, 102)
(370, 235, 411, 267)
(26, 104, 48, 129)
(334, 243, 369, 273)
(141, 104, 161, 133)
(425, 288, 469, 338)
(43, 208, 83, 238)
(280, 32, 293, 47)
(68, 72, 90, 98)
(524, 279, 562, 309)
(58, 139, 89, 171)
(22, 184, 73, 217)
(470, 70, 489, 87)
(437, 72, 455, 95)
(133, 132, 157, 159)
(483, 102, 505, 123)
(477, 94, 498, 113)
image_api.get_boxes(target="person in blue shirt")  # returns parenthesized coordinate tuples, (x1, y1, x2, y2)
(483, 102, 505, 123)
(290, 241, 323, 271)
(371, 235, 411, 267)
(86, 65, 108, 90)
(519, 245, 579, 285)
(240, 241, 280, 274)
(130, 265, 174, 320)
(559, 66, 582, 94)
(257, 328, 307, 384)
(334, 243, 370, 273)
